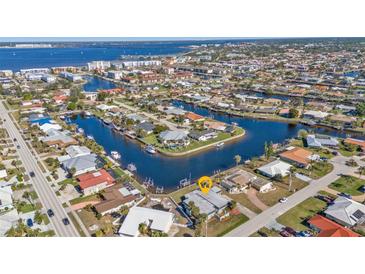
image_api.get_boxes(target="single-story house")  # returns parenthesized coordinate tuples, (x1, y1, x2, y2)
(126, 113, 146, 123)
(39, 123, 62, 133)
(188, 130, 217, 141)
(344, 138, 365, 151)
(306, 134, 339, 148)
(221, 169, 257, 194)
(279, 146, 314, 168)
(159, 130, 189, 147)
(118, 206, 175, 237)
(182, 188, 230, 220)
(328, 114, 356, 127)
(204, 120, 227, 131)
(308, 214, 360, 237)
(40, 129, 78, 148)
(250, 177, 273, 193)
(0, 209, 19, 237)
(257, 159, 293, 178)
(135, 122, 155, 135)
(324, 197, 365, 227)
(61, 154, 100, 176)
(184, 112, 205, 123)
(94, 184, 140, 215)
(303, 110, 329, 120)
(76, 169, 115, 196)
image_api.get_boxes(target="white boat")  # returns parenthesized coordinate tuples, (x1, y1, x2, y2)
(111, 151, 121, 160)
(77, 128, 84, 134)
(216, 142, 224, 148)
(145, 145, 156, 154)
(84, 111, 92, 117)
(127, 163, 137, 172)
(87, 135, 94, 140)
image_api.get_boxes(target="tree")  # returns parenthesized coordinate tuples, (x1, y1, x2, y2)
(34, 211, 43, 224)
(97, 92, 109, 101)
(358, 166, 365, 179)
(288, 108, 299, 118)
(288, 166, 296, 191)
(297, 129, 308, 139)
(264, 142, 274, 160)
(22, 191, 33, 205)
(138, 223, 148, 235)
(234, 155, 242, 166)
(69, 167, 77, 176)
(356, 102, 365, 116)
(67, 102, 77, 111)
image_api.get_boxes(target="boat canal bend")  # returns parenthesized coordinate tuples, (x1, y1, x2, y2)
(71, 102, 351, 191)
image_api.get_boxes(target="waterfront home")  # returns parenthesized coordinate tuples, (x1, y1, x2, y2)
(257, 159, 293, 178)
(184, 112, 205, 123)
(303, 110, 329, 120)
(344, 138, 365, 151)
(221, 169, 257, 194)
(52, 94, 68, 105)
(188, 130, 217, 142)
(279, 146, 315, 168)
(254, 107, 277, 114)
(0, 186, 14, 211)
(94, 184, 140, 215)
(182, 188, 230, 220)
(306, 134, 339, 148)
(40, 129, 78, 148)
(250, 177, 273, 193)
(159, 130, 189, 147)
(324, 197, 365, 227)
(126, 113, 146, 123)
(135, 121, 155, 135)
(61, 154, 100, 176)
(204, 120, 227, 131)
(28, 113, 52, 125)
(118, 206, 174, 237)
(163, 106, 186, 116)
(308, 215, 359, 237)
(76, 169, 115, 196)
(328, 114, 356, 127)
(38, 122, 62, 134)
(96, 104, 118, 112)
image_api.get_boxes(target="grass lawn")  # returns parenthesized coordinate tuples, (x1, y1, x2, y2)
(111, 167, 146, 193)
(17, 202, 42, 214)
(250, 227, 282, 237)
(58, 178, 78, 187)
(169, 184, 198, 203)
(276, 197, 327, 231)
(299, 162, 334, 179)
(208, 213, 249, 237)
(77, 208, 114, 236)
(68, 213, 86, 237)
(69, 194, 101, 205)
(225, 192, 262, 214)
(257, 179, 308, 207)
(329, 175, 365, 196)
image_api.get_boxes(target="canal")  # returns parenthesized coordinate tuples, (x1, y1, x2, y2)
(71, 101, 351, 191)
(83, 76, 117, 92)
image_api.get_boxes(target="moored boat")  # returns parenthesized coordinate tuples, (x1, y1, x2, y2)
(216, 142, 224, 148)
(145, 145, 157, 154)
(111, 151, 121, 160)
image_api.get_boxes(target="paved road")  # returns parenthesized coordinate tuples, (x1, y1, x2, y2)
(1, 102, 79, 237)
(225, 155, 358, 237)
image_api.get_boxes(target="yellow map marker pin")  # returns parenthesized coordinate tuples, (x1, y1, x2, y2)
(198, 176, 213, 194)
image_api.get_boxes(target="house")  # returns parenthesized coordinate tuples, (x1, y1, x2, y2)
(40, 129, 78, 148)
(250, 177, 273, 193)
(76, 169, 115, 196)
(61, 154, 100, 176)
(0, 186, 13, 211)
(126, 113, 146, 123)
(257, 159, 293, 178)
(94, 184, 140, 215)
(308, 215, 360, 237)
(159, 130, 189, 147)
(279, 146, 314, 168)
(135, 122, 155, 135)
(0, 209, 19, 236)
(184, 112, 205, 123)
(39, 123, 62, 133)
(306, 134, 339, 148)
(204, 120, 227, 131)
(188, 130, 217, 141)
(118, 206, 175, 237)
(328, 114, 356, 127)
(324, 196, 365, 227)
(303, 110, 329, 120)
(344, 138, 365, 151)
(182, 188, 230, 220)
(221, 169, 257, 194)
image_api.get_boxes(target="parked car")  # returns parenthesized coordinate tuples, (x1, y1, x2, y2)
(13, 138, 17, 142)
(17, 145, 20, 149)
(62, 218, 70, 225)
(26, 218, 33, 227)
(316, 195, 333, 204)
(284, 226, 296, 235)
(279, 230, 292, 237)
(339, 192, 352, 199)
(332, 151, 339, 156)
(257, 231, 268, 237)
(47, 209, 54, 217)
(29, 171, 35, 177)
(279, 197, 288, 203)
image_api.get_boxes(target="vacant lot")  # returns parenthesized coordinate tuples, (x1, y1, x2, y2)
(329, 175, 365, 196)
(276, 197, 327, 231)
(208, 213, 249, 237)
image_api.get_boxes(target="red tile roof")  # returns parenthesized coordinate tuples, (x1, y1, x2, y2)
(77, 169, 115, 190)
(185, 112, 205, 121)
(308, 215, 360, 237)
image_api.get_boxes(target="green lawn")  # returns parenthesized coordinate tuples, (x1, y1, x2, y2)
(276, 197, 327, 231)
(329, 175, 365, 196)
(58, 178, 78, 187)
(225, 192, 262, 214)
(299, 162, 334, 179)
(250, 227, 282, 237)
(169, 184, 198, 203)
(69, 194, 100, 205)
(208, 213, 249, 237)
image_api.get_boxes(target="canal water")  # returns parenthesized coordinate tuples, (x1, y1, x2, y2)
(70, 101, 351, 191)
(83, 76, 117, 92)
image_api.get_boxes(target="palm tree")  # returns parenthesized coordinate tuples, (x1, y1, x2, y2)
(288, 166, 296, 192)
(358, 166, 365, 179)
(234, 155, 242, 166)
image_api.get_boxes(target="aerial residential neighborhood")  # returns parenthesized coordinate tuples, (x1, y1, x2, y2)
(1, 37, 365, 239)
